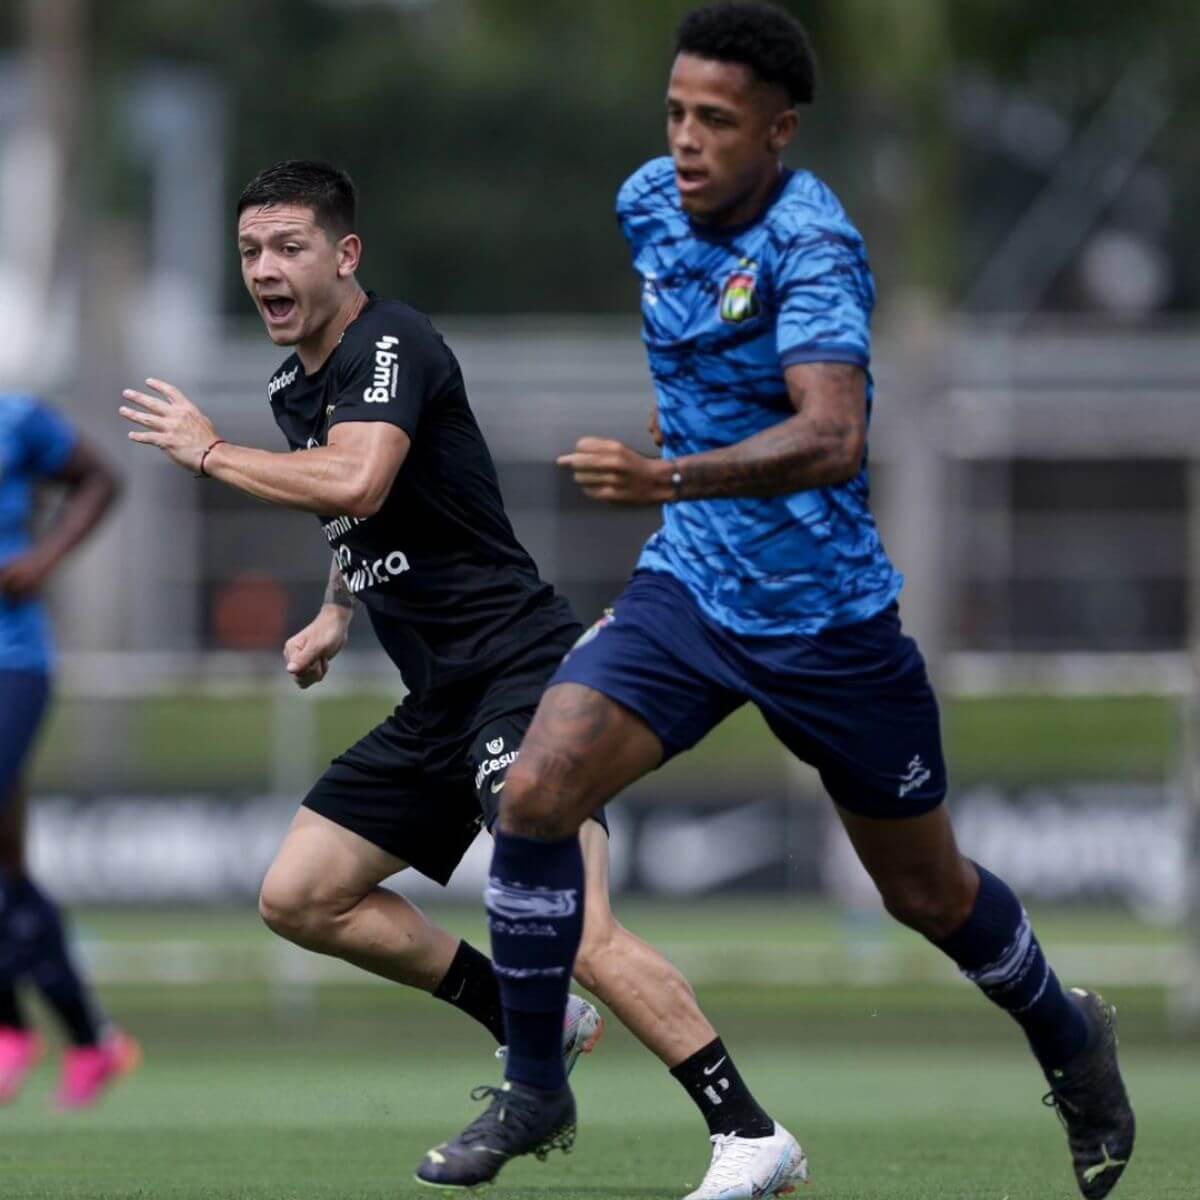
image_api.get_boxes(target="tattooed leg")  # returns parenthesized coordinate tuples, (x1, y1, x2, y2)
(498, 683, 663, 839)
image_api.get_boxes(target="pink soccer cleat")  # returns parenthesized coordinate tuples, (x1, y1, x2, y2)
(0, 1026, 44, 1104)
(55, 1029, 141, 1111)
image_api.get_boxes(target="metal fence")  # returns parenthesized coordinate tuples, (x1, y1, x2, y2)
(51, 315, 1200, 670)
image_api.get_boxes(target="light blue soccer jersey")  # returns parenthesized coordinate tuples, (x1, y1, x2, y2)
(619, 156, 903, 636)
(0, 396, 78, 672)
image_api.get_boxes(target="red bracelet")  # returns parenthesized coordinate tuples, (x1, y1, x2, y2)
(196, 439, 227, 478)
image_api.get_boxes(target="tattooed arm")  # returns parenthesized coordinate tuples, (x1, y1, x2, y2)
(324, 556, 354, 611)
(557, 363, 867, 505)
(675, 362, 866, 500)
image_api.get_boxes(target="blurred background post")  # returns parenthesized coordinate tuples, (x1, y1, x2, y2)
(1, 0, 1197, 1190)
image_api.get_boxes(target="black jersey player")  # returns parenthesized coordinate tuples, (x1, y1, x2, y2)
(120, 160, 791, 1196)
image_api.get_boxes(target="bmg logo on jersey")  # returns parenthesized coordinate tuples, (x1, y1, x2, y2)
(718, 266, 760, 324)
(363, 335, 400, 403)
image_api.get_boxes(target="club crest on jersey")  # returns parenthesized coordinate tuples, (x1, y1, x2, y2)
(719, 268, 760, 324)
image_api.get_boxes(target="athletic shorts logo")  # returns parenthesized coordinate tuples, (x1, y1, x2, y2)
(474, 749, 518, 791)
(718, 267, 759, 324)
(485, 737, 505, 755)
(899, 754, 932, 798)
(485, 878, 578, 920)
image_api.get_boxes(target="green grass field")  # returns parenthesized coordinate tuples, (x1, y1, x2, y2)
(2, 904, 1197, 1199)
(32, 692, 1184, 792)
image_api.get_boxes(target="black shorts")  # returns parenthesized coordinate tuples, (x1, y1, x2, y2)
(303, 633, 608, 884)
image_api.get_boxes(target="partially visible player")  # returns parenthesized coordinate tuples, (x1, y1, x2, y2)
(424, 6, 1135, 1199)
(0, 395, 137, 1109)
(120, 159, 797, 1194)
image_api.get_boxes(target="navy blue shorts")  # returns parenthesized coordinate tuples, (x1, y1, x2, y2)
(552, 572, 947, 818)
(0, 669, 51, 809)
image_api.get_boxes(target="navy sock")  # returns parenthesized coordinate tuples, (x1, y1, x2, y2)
(936, 864, 1089, 1070)
(7, 877, 104, 1047)
(487, 830, 584, 1091)
(0, 872, 24, 1028)
(0, 985, 23, 1029)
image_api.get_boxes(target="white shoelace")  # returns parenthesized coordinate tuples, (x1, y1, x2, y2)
(702, 1133, 774, 1190)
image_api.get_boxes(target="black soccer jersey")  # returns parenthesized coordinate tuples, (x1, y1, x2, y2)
(268, 293, 578, 698)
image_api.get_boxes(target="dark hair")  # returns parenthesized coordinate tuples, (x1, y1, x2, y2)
(676, 3, 816, 106)
(236, 160, 357, 238)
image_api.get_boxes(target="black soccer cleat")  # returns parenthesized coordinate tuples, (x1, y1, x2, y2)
(1042, 989, 1136, 1199)
(415, 1080, 576, 1190)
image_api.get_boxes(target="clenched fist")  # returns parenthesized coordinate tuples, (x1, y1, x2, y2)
(283, 604, 351, 689)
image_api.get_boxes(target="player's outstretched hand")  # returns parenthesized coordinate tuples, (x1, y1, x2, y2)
(557, 436, 673, 505)
(283, 605, 351, 689)
(119, 378, 219, 474)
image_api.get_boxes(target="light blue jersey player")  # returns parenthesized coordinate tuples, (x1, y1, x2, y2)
(425, 7, 1132, 1199)
(624, 153, 902, 636)
(0, 396, 136, 1109)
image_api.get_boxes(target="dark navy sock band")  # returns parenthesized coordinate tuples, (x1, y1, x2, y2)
(487, 829, 585, 1090)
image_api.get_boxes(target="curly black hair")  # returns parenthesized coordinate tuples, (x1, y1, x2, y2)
(676, 3, 816, 106)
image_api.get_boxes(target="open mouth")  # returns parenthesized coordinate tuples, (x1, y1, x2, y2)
(676, 167, 710, 194)
(262, 295, 296, 322)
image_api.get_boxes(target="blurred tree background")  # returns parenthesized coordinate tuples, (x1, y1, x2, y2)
(1, 0, 1196, 315)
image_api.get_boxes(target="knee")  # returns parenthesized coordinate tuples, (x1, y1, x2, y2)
(257, 873, 308, 943)
(258, 870, 344, 950)
(499, 761, 581, 840)
(879, 869, 977, 942)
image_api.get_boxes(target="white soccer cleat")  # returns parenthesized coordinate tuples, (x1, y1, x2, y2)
(495, 994, 605, 1077)
(683, 1121, 808, 1200)
(561, 994, 605, 1076)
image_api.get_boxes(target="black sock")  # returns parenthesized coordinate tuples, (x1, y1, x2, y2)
(432, 940, 506, 1044)
(0, 985, 25, 1030)
(670, 1037, 774, 1138)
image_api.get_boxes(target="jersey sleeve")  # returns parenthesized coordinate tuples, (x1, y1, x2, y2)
(616, 157, 676, 256)
(774, 219, 875, 370)
(327, 311, 454, 439)
(18, 399, 79, 477)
